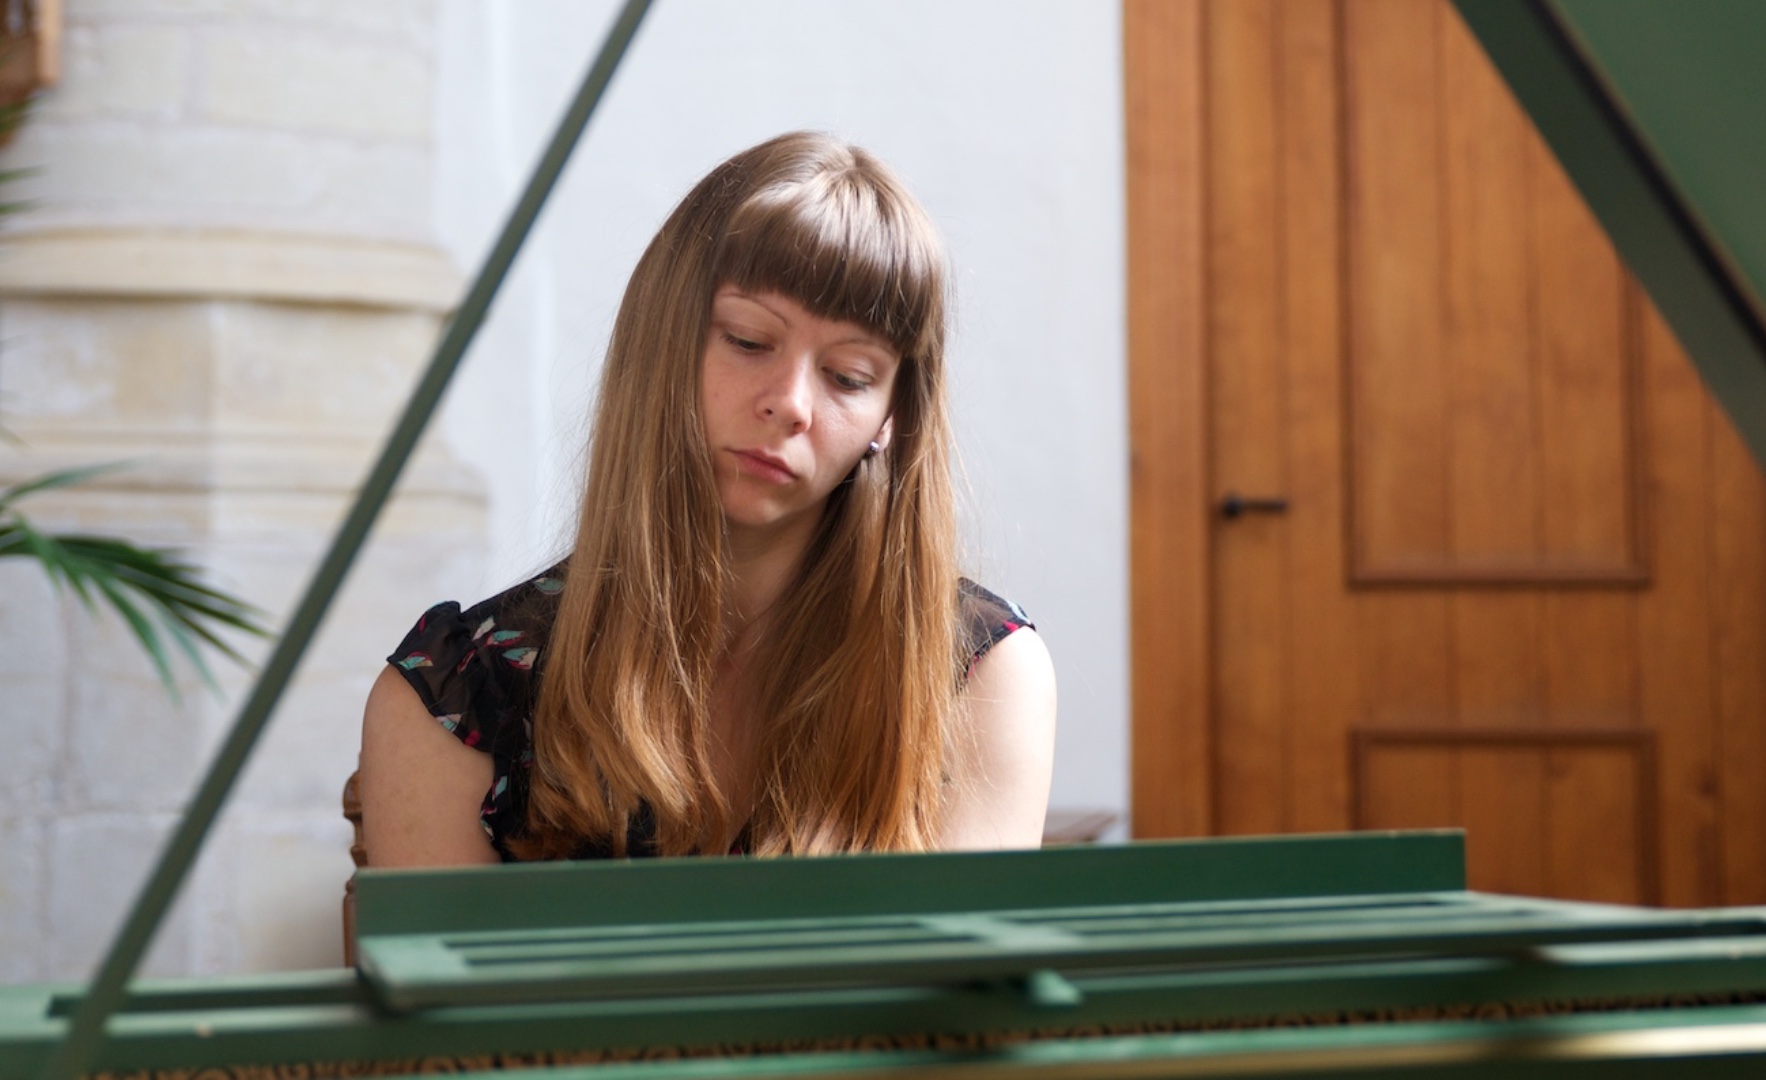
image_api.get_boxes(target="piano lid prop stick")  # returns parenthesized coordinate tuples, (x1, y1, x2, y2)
(34, 3, 656, 1079)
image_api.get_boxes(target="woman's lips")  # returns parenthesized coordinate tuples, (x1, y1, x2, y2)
(731, 449, 795, 484)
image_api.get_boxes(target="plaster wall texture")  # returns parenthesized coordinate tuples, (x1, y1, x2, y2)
(21, 0, 436, 237)
(0, 0, 483, 980)
(432, 0, 1130, 840)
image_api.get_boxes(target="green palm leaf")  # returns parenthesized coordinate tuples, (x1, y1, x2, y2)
(0, 463, 273, 697)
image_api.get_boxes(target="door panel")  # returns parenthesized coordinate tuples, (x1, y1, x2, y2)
(1345, 0, 1644, 582)
(1354, 729, 1656, 904)
(1127, 0, 1766, 906)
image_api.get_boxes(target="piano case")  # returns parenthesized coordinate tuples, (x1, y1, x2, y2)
(7, 831, 1766, 1079)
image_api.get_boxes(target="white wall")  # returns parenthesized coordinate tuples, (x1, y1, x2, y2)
(432, 0, 1129, 834)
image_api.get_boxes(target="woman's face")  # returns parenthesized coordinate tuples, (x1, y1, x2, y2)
(700, 285, 899, 550)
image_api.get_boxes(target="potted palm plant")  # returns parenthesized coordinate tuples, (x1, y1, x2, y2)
(0, 462, 269, 693)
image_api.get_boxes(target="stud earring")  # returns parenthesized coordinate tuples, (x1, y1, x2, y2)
(866, 440, 881, 458)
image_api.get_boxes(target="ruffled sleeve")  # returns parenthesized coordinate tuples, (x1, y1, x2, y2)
(385, 571, 560, 763)
(959, 578, 1034, 679)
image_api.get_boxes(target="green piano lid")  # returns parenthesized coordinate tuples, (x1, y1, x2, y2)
(1454, 0, 1766, 468)
(353, 831, 1470, 939)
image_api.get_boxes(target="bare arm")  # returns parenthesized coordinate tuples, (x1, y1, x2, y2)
(359, 665, 500, 867)
(939, 628, 1058, 850)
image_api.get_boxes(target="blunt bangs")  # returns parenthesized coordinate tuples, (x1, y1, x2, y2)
(712, 161, 943, 359)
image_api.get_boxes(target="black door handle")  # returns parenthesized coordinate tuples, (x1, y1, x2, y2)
(1219, 493, 1289, 519)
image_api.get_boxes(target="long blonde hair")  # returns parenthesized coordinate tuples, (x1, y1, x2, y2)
(514, 132, 959, 859)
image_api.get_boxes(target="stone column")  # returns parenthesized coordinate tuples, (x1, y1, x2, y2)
(0, 1, 485, 978)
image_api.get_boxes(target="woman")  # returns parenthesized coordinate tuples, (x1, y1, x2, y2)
(360, 132, 1056, 866)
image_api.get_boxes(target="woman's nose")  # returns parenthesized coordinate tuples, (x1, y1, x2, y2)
(758, 358, 813, 432)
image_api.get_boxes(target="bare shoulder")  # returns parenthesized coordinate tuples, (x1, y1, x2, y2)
(940, 627, 1058, 850)
(359, 665, 499, 867)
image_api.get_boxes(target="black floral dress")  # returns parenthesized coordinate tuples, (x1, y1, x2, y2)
(387, 565, 1033, 860)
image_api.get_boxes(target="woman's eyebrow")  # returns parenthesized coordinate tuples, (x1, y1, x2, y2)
(717, 288, 789, 325)
(834, 333, 897, 355)
(718, 288, 896, 354)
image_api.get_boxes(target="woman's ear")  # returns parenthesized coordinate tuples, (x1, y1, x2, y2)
(874, 416, 894, 452)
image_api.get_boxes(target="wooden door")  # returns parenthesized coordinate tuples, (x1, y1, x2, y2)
(1127, 0, 1766, 907)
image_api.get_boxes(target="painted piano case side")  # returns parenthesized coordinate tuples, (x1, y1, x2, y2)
(307, 1008, 1766, 1080)
(10, 833, 1766, 1077)
(352, 831, 1469, 937)
(9, 938, 1766, 1078)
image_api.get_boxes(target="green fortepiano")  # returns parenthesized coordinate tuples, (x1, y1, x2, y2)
(8, 831, 1766, 1079)
(15, 0, 1766, 1077)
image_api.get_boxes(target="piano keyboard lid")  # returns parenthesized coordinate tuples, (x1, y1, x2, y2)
(14, 832, 1766, 1080)
(351, 833, 1766, 1014)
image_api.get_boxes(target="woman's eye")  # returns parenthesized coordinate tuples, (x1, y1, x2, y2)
(829, 370, 871, 393)
(723, 332, 766, 353)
